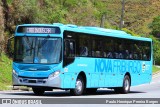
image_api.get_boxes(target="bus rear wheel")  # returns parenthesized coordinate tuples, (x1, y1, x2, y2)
(114, 75, 130, 94)
(32, 87, 45, 96)
(70, 76, 85, 96)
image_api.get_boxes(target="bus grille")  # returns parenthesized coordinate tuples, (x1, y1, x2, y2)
(19, 77, 47, 84)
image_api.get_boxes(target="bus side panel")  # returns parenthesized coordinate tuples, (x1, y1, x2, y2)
(130, 74, 140, 86)
(61, 58, 152, 89)
(63, 74, 72, 88)
(99, 74, 105, 87)
(62, 58, 125, 88)
(139, 61, 152, 85)
(90, 73, 99, 87)
(131, 61, 152, 86)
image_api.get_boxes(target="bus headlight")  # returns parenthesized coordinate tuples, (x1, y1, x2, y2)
(48, 70, 60, 80)
(13, 69, 18, 76)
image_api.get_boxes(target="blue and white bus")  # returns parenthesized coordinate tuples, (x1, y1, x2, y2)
(12, 23, 152, 95)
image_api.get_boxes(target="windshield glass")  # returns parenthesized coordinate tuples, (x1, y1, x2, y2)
(14, 37, 62, 64)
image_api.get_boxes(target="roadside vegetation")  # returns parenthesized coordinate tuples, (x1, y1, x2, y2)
(0, 53, 12, 90)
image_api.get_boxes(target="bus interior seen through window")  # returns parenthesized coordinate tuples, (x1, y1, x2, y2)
(64, 32, 151, 61)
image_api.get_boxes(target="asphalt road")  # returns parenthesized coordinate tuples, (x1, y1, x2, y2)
(0, 73, 160, 107)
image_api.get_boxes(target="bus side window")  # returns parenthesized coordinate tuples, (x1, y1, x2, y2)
(64, 40, 75, 57)
(63, 39, 76, 67)
(80, 46, 88, 56)
(69, 41, 75, 57)
(64, 40, 69, 57)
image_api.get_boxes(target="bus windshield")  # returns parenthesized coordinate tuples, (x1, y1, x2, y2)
(14, 37, 62, 64)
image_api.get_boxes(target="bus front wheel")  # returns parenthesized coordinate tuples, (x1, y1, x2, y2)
(70, 76, 85, 96)
(114, 75, 130, 94)
(32, 87, 45, 96)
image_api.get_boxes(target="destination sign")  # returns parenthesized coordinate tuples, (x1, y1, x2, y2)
(26, 28, 52, 33)
(17, 26, 60, 34)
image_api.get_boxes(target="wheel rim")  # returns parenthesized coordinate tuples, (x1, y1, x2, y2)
(75, 80, 83, 93)
(124, 79, 130, 91)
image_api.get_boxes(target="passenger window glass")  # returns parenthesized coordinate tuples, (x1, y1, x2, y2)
(78, 34, 91, 57)
(64, 40, 75, 57)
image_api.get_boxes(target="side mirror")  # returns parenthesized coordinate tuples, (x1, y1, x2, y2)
(7, 36, 14, 58)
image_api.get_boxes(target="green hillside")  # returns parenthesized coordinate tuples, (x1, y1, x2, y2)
(2, 0, 160, 35)
(104, 0, 160, 35)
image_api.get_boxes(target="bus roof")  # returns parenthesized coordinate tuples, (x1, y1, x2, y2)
(16, 23, 152, 42)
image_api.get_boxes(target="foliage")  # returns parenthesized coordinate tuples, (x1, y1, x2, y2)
(122, 28, 138, 36)
(149, 16, 160, 37)
(149, 35, 160, 65)
(4, 0, 99, 32)
(1, 0, 159, 35)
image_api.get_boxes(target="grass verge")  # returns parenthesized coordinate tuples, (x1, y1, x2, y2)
(0, 53, 12, 90)
(152, 65, 160, 74)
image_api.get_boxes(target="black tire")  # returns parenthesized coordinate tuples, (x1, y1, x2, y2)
(70, 76, 85, 96)
(85, 88, 97, 95)
(114, 75, 130, 94)
(32, 87, 45, 96)
(114, 87, 121, 94)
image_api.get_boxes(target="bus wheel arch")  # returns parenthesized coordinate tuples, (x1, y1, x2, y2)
(121, 72, 131, 94)
(70, 71, 86, 96)
(78, 71, 87, 88)
(114, 72, 131, 94)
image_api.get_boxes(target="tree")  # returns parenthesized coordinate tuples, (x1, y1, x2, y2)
(0, 1, 4, 55)
(150, 35, 160, 65)
(150, 16, 160, 37)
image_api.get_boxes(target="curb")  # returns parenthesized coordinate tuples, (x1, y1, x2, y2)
(153, 71, 160, 75)
(9, 86, 31, 91)
(152, 71, 160, 78)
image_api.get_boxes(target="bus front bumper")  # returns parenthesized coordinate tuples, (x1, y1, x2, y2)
(12, 73, 61, 88)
